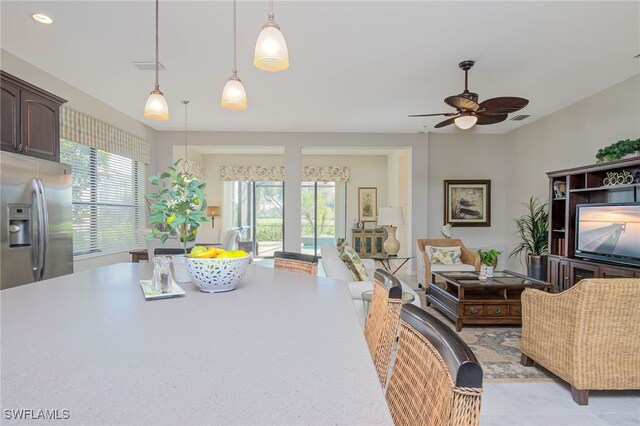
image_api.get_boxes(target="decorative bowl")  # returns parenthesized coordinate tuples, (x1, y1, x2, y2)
(186, 255, 251, 293)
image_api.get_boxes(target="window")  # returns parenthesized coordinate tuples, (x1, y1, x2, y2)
(60, 139, 145, 257)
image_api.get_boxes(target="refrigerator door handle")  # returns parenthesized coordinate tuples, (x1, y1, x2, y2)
(31, 178, 42, 281)
(36, 178, 48, 280)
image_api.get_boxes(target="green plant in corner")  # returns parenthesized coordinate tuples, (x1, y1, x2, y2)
(596, 138, 640, 163)
(509, 196, 549, 262)
(478, 249, 501, 266)
(146, 159, 209, 255)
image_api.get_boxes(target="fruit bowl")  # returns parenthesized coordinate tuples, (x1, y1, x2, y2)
(186, 255, 250, 293)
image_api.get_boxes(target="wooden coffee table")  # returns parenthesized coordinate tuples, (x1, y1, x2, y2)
(428, 270, 552, 331)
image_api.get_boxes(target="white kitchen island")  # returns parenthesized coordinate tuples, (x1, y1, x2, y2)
(1, 263, 393, 425)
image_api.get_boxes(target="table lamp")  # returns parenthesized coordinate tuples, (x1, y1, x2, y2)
(377, 206, 404, 256)
(206, 206, 221, 228)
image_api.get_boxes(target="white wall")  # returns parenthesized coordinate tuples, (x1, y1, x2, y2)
(156, 131, 429, 263)
(504, 75, 640, 272)
(1, 49, 158, 271)
(427, 134, 509, 268)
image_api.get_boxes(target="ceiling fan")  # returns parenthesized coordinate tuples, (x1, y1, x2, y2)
(409, 60, 529, 130)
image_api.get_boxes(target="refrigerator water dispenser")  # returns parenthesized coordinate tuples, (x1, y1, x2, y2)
(8, 204, 31, 247)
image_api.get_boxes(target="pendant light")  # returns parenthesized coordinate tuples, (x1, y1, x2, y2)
(144, 0, 169, 120)
(221, 0, 248, 110)
(454, 112, 478, 130)
(254, 0, 289, 72)
(181, 100, 191, 173)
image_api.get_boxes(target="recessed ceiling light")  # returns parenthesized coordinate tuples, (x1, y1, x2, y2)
(32, 13, 53, 24)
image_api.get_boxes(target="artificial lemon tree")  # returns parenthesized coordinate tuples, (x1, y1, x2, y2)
(146, 159, 209, 255)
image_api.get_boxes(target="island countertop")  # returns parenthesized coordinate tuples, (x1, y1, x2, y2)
(1, 263, 392, 425)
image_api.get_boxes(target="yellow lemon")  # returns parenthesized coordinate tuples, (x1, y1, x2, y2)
(216, 252, 233, 259)
(193, 197, 200, 205)
(166, 214, 176, 225)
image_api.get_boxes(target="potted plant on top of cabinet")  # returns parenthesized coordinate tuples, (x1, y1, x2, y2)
(509, 197, 549, 281)
(478, 249, 501, 277)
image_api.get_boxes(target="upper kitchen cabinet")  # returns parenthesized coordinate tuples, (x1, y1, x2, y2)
(1, 71, 66, 162)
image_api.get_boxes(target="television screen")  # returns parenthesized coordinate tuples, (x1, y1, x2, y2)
(576, 203, 640, 266)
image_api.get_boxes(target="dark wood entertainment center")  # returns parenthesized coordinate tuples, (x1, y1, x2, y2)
(546, 157, 640, 291)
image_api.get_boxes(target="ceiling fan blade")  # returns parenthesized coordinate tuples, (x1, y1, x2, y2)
(475, 114, 508, 125)
(478, 97, 529, 115)
(434, 117, 458, 128)
(444, 95, 479, 111)
(408, 112, 457, 117)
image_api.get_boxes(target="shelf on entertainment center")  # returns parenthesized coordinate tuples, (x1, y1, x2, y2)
(569, 183, 640, 193)
(546, 157, 640, 290)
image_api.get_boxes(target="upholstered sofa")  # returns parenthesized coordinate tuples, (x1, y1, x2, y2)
(416, 239, 480, 286)
(521, 278, 640, 405)
(320, 244, 421, 328)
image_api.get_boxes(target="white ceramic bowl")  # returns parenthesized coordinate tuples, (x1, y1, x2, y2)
(186, 255, 250, 293)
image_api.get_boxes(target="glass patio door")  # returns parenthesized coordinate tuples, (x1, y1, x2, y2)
(301, 181, 337, 256)
(230, 181, 283, 258)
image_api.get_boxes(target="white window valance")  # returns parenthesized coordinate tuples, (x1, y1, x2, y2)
(60, 106, 151, 164)
(219, 165, 349, 183)
(220, 166, 285, 181)
(302, 166, 349, 183)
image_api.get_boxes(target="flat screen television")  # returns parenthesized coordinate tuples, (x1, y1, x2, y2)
(575, 202, 640, 267)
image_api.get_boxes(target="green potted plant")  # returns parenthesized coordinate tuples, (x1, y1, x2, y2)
(596, 138, 640, 163)
(146, 159, 209, 281)
(477, 249, 501, 277)
(509, 196, 549, 281)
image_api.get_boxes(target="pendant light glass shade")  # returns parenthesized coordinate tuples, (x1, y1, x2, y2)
(254, 23, 289, 71)
(144, 0, 169, 120)
(144, 90, 169, 120)
(454, 113, 477, 130)
(221, 77, 248, 111)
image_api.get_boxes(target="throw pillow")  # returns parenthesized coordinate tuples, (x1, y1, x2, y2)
(340, 246, 369, 281)
(428, 246, 463, 265)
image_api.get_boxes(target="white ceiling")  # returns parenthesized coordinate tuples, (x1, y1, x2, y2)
(1, 1, 639, 134)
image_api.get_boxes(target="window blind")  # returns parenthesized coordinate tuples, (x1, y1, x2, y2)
(60, 139, 145, 257)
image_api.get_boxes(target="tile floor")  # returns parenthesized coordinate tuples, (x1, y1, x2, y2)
(257, 257, 640, 425)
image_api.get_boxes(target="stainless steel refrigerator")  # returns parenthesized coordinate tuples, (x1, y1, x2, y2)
(1, 151, 73, 289)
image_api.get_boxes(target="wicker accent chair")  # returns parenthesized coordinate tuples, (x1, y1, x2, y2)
(386, 304, 483, 426)
(273, 251, 319, 276)
(364, 270, 404, 387)
(521, 278, 640, 405)
(416, 239, 480, 287)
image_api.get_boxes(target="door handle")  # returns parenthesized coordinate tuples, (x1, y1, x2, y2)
(36, 178, 48, 280)
(31, 179, 41, 281)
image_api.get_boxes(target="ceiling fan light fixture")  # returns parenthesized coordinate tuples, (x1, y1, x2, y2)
(221, 76, 248, 111)
(454, 113, 477, 130)
(144, 90, 169, 120)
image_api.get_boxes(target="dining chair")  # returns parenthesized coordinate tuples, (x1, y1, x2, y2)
(364, 269, 403, 387)
(221, 229, 241, 251)
(273, 251, 319, 276)
(386, 304, 483, 426)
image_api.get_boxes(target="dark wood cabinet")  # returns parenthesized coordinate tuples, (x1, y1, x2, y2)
(1, 79, 20, 152)
(0, 71, 66, 162)
(547, 158, 640, 290)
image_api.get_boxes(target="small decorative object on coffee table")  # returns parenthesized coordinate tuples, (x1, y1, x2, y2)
(428, 270, 552, 331)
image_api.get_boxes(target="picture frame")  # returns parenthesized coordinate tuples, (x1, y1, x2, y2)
(444, 180, 491, 227)
(358, 187, 377, 222)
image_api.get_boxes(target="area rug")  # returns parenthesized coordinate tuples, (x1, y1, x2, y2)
(417, 292, 557, 383)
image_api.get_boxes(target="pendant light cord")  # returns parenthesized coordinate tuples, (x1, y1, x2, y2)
(232, 0, 237, 76)
(268, 0, 274, 20)
(155, 0, 160, 91)
(182, 100, 190, 172)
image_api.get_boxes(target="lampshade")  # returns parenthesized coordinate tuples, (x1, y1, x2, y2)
(221, 77, 248, 111)
(377, 207, 405, 226)
(144, 90, 169, 121)
(206, 206, 221, 218)
(254, 23, 289, 72)
(454, 113, 477, 130)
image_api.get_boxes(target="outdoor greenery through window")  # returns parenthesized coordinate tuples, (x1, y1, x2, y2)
(60, 139, 145, 256)
(301, 182, 336, 256)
